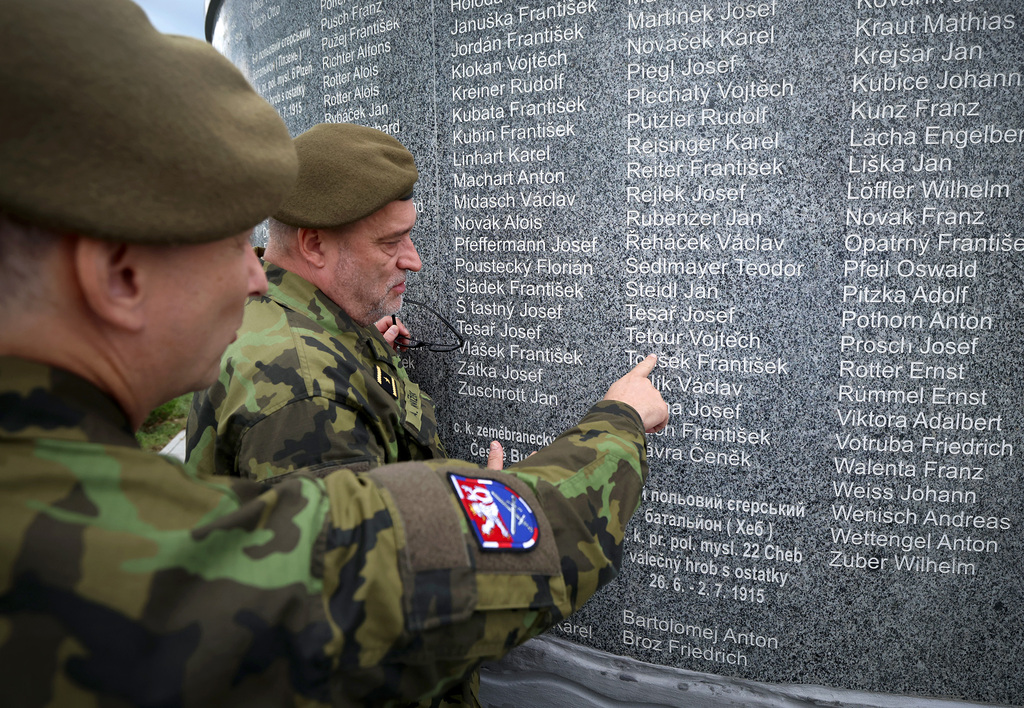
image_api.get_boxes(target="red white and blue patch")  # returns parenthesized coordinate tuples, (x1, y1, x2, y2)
(449, 474, 539, 551)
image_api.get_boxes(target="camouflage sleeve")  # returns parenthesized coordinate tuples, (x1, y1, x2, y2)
(235, 397, 393, 480)
(1, 398, 643, 705)
(321, 400, 647, 704)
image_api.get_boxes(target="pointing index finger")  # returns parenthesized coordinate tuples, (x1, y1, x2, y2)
(629, 354, 658, 379)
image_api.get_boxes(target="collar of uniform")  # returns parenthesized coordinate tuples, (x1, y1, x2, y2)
(262, 261, 359, 340)
(262, 261, 401, 365)
(0, 356, 138, 448)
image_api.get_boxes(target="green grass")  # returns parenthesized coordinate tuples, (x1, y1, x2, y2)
(136, 393, 194, 452)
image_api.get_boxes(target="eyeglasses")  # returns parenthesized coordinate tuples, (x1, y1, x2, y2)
(392, 298, 465, 353)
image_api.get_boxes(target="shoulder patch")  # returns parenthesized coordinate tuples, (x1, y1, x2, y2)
(449, 473, 539, 551)
(376, 365, 398, 398)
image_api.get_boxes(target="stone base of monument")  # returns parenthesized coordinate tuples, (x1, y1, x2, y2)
(478, 636, 1000, 708)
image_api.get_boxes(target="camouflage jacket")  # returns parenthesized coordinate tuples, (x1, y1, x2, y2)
(187, 262, 445, 481)
(0, 356, 649, 706)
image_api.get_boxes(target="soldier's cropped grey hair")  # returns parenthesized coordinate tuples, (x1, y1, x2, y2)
(265, 217, 299, 257)
(0, 213, 60, 309)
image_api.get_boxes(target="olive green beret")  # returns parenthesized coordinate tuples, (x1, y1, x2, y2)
(273, 123, 417, 229)
(0, 0, 298, 244)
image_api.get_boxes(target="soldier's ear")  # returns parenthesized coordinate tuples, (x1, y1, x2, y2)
(295, 227, 329, 269)
(73, 237, 146, 332)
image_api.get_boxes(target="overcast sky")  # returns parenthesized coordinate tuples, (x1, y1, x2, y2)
(134, 0, 206, 40)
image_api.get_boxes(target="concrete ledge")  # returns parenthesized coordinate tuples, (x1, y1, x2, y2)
(479, 635, 1002, 708)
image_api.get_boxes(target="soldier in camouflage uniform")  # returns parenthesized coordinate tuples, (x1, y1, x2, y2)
(0, 1, 669, 705)
(187, 124, 467, 481)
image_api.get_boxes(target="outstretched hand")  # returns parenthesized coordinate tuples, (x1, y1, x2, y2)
(603, 354, 669, 433)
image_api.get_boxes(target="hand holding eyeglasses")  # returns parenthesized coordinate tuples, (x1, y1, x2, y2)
(383, 298, 466, 353)
(376, 315, 412, 350)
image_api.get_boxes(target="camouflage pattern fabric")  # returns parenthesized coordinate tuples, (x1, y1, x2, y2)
(0, 356, 649, 706)
(187, 261, 446, 481)
(188, 259, 471, 708)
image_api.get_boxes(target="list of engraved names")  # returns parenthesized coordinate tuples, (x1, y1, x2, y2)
(835, 5, 1018, 577)
(447, 0, 599, 463)
(604, 0, 803, 671)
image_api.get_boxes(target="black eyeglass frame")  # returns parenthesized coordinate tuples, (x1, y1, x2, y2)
(393, 298, 466, 353)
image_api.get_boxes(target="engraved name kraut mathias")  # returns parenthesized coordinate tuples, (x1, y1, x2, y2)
(222, 0, 1022, 701)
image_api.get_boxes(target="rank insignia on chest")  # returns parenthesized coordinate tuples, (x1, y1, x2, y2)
(449, 474, 539, 551)
(375, 366, 398, 398)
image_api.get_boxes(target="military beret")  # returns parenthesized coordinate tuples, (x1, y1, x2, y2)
(0, 0, 298, 244)
(273, 123, 418, 229)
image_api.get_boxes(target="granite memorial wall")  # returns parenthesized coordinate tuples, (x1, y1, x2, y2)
(206, 0, 1023, 703)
